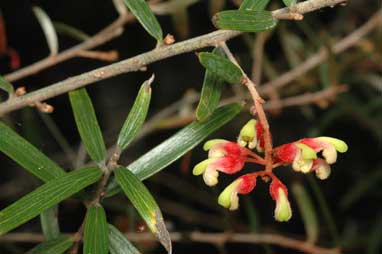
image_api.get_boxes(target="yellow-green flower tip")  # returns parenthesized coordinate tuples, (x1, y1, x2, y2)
(193, 159, 214, 175)
(218, 180, 241, 209)
(203, 139, 227, 151)
(296, 143, 317, 160)
(274, 189, 292, 222)
(239, 120, 256, 139)
(317, 137, 348, 153)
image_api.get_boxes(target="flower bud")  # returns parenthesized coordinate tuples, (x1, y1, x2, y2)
(218, 174, 257, 210)
(269, 179, 292, 222)
(192, 156, 245, 186)
(237, 119, 257, 149)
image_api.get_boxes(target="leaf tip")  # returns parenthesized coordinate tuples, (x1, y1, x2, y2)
(154, 209, 172, 254)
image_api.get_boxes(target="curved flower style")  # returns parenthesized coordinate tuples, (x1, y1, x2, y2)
(269, 179, 292, 222)
(193, 139, 250, 186)
(272, 137, 348, 178)
(237, 119, 265, 152)
(218, 174, 257, 210)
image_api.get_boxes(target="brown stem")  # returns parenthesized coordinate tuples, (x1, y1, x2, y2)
(0, 0, 349, 117)
(0, 232, 341, 254)
(260, 9, 382, 96)
(219, 42, 274, 172)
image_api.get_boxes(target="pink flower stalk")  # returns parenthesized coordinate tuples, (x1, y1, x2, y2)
(218, 174, 257, 210)
(269, 178, 292, 222)
(272, 137, 348, 177)
(193, 139, 250, 186)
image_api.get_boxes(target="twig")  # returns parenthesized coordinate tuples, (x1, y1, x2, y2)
(251, 31, 271, 84)
(0, 231, 341, 254)
(76, 50, 119, 62)
(263, 85, 348, 111)
(0, 0, 348, 117)
(4, 16, 129, 82)
(260, 9, 382, 96)
(219, 42, 273, 172)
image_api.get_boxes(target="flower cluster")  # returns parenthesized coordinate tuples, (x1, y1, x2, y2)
(272, 137, 348, 180)
(193, 119, 348, 222)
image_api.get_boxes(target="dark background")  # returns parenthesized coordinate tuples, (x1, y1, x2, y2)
(0, 0, 381, 253)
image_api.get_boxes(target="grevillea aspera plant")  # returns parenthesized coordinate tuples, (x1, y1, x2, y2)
(193, 119, 348, 222)
(0, 0, 363, 253)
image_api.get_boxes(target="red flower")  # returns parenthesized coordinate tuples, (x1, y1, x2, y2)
(218, 174, 257, 210)
(269, 179, 292, 222)
(272, 137, 347, 178)
(193, 139, 248, 186)
(237, 119, 266, 152)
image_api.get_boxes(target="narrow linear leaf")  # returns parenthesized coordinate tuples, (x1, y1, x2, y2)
(53, 21, 90, 41)
(282, 0, 296, 7)
(40, 206, 60, 240)
(340, 169, 382, 210)
(151, 0, 199, 15)
(368, 215, 382, 254)
(0, 74, 14, 96)
(32, 6, 59, 55)
(117, 76, 153, 150)
(196, 48, 225, 121)
(198, 52, 242, 85)
(109, 223, 141, 254)
(123, 0, 163, 41)
(240, 0, 270, 10)
(69, 88, 106, 164)
(291, 182, 319, 243)
(84, 205, 109, 254)
(242, 196, 260, 232)
(115, 167, 171, 254)
(109, 224, 140, 254)
(0, 167, 102, 235)
(307, 175, 339, 243)
(28, 236, 73, 254)
(213, 10, 277, 33)
(0, 121, 66, 182)
(106, 103, 242, 196)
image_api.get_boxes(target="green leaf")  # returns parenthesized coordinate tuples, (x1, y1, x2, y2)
(368, 215, 382, 254)
(240, 0, 270, 10)
(0, 75, 14, 96)
(84, 205, 109, 254)
(340, 169, 382, 210)
(69, 88, 106, 164)
(307, 175, 339, 243)
(109, 224, 141, 254)
(123, 0, 163, 41)
(0, 121, 66, 182)
(40, 206, 60, 240)
(115, 167, 171, 254)
(195, 48, 225, 121)
(291, 182, 319, 243)
(117, 76, 153, 150)
(53, 21, 90, 41)
(213, 10, 277, 33)
(282, 0, 296, 7)
(32, 6, 59, 55)
(0, 167, 102, 235)
(198, 52, 242, 85)
(106, 103, 242, 196)
(28, 236, 73, 254)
